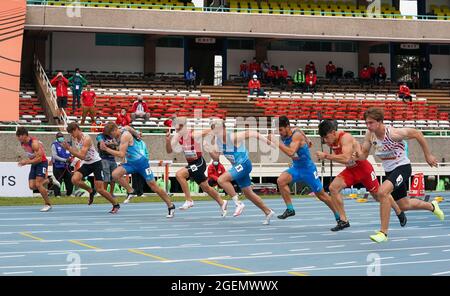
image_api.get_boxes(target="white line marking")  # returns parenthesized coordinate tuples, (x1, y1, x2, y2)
(0, 255, 25, 259)
(250, 252, 272, 256)
(194, 232, 214, 235)
(219, 241, 238, 244)
(326, 245, 345, 248)
(391, 239, 408, 242)
(289, 235, 306, 238)
(159, 234, 179, 237)
(291, 266, 316, 270)
(0, 243, 19, 245)
(207, 256, 232, 260)
(59, 267, 88, 272)
(442, 249, 450, 252)
(3, 271, 33, 275)
(429, 224, 443, 227)
(48, 253, 69, 256)
(289, 248, 310, 252)
(113, 264, 139, 268)
(360, 242, 375, 245)
(432, 270, 450, 275)
(379, 257, 395, 260)
(321, 233, 337, 236)
(410, 253, 429, 256)
(228, 230, 246, 233)
(180, 244, 201, 247)
(334, 261, 357, 266)
(421, 236, 438, 239)
(255, 238, 274, 241)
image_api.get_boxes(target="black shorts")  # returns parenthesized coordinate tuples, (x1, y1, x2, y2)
(186, 157, 207, 185)
(77, 161, 104, 181)
(385, 164, 412, 201)
(57, 96, 68, 108)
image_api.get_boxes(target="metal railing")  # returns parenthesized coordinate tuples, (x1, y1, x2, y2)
(34, 56, 68, 127)
(25, 1, 449, 21)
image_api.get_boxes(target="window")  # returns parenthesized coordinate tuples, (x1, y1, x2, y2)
(228, 38, 255, 50)
(268, 40, 357, 52)
(430, 45, 450, 55)
(156, 37, 183, 48)
(369, 44, 390, 53)
(95, 33, 144, 47)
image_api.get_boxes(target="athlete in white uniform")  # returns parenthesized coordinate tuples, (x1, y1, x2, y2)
(63, 122, 120, 213)
(356, 107, 445, 242)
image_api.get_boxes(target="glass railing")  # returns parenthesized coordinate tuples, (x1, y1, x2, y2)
(26, 1, 449, 20)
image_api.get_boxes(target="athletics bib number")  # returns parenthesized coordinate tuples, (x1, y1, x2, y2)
(314, 170, 319, 179)
(42, 167, 47, 174)
(145, 168, 152, 175)
(235, 165, 243, 172)
(190, 164, 198, 172)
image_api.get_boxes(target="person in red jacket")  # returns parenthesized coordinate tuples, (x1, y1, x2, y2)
(239, 60, 249, 80)
(266, 66, 277, 86)
(305, 70, 317, 92)
(131, 95, 150, 122)
(50, 72, 69, 121)
(80, 85, 96, 126)
(305, 61, 316, 74)
(208, 160, 226, 188)
(359, 66, 372, 87)
(326, 61, 337, 81)
(248, 75, 264, 96)
(116, 108, 132, 127)
(368, 63, 376, 82)
(376, 62, 387, 84)
(277, 65, 288, 89)
(248, 58, 261, 76)
(398, 82, 412, 103)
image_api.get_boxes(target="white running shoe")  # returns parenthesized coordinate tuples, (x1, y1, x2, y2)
(124, 191, 137, 204)
(221, 200, 228, 217)
(40, 205, 52, 212)
(263, 209, 275, 225)
(179, 200, 194, 210)
(50, 175, 60, 188)
(233, 202, 245, 217)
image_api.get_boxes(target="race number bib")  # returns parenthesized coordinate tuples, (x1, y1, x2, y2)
(75, 85, 79, 90)
(190, 164, 198, 172)
(314, 170, 319, 179)
(235, 164, 244, 172)
(145, 168, 152, 176)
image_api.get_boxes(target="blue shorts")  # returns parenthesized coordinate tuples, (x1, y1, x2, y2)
(29, 161, 48, 180)
(121, 157, 154, 182)
(285, 164, 323, 193)
(229, 159, 253, 189)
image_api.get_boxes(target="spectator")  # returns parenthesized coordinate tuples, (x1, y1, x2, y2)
(359, 66, 372, 87)
(305, 70, 317, 92)
(131, 95, 150, 122)
(305, 61, 316, 74)
(293, 68, 305, 91)
(266, 66, 277, 86)
(50, 72, 69, 122)
(398, 82, 412, 103)
(68, 68, 88, 113)
(239, 60, 249, 80)
(325, 61, 337, 81)
(376, 62, 387, 84)
(411, 60, 420, 89)
(207, 160, 226, 188)
(249, 58, 261, 76)
(80, 84, 96, 126)
(248, 74, 264, 96)
(96, 129, 119, 197)
(277, 65, 288, 89)
(419, 57, 432, 88)
(51, 132, 73, 197)
(261, 59, 270, 81)
(91, 116, 104, 133)
(185, 66, 197, 90)
(116, 108, 131, 127)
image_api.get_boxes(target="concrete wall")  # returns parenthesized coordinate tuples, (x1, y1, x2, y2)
(430, 54, 450, 80)
(155, 47, 184, 74)
(369, 53, 391, 78)
(227, 49, 255, 77)
(25, 6, 450, 43)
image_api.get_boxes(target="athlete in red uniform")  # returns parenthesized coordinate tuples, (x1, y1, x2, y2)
(16, 127, 52, 212)
(316, 120, 406, 231)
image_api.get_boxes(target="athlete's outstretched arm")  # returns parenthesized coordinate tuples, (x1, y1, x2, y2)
(294, 128, 312, 147)
(100, 132, 130, 159)
(232, 130, 269, 146)
(64, 137, 91, 160)
(355, 132, 372, 161)
(316, 133, 353, 164)
(275, 132, 305, 158)
(391, 127, 438, 167)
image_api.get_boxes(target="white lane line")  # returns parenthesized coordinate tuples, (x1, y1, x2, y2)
(139, 226, 157, 229)
(442, 249, 450, 252)
(113, 264, 140, 268)
(250, 252, 272, 256)
(180, 244, 201, 247)
(0, 243, 19, 245)
(122, 236, 144, 239)
(228, 230, 246, 233)
(432, 270, 450, 276)
(219, 241, 238, 244)
(255, 238, 274, 241)
(25, 224, 44, 226)
(334, 261, 357, 266)
(321, 233, 337, 236)
(159, 234, 179, 237)
(421, 236, 438, 239)
(379, 257, 395, 260)
(289, 248, 310, 252)
(48, 253, 70, 256)
(289, 235, 306, 239)
(410, 253, 429, 257)
(326, 245, 345, 249)
(429, 224, 443, 227)
(0, 255, 25, 259)
(291, 266, 316, 270)
(3, 271, 33, 275)
(207, 256, 232, 260)
(194, 232, 214, 235)
(391, 239, 408, 242)
(351, 230, 367, 233)
(360, 242, 375, 245)
(59, 267, 88, 272)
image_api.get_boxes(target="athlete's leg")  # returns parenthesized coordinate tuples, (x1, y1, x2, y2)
(71, 171, 93, 193)
(147, 180, 173, 207)
(176, 168, 192, 202)
(94, 180, 117, 205)
(315, 189, 339, 216)
(241, 186, 271, 215)
(199, 180, 224, 206)
(217, 172, 238, 198)
(112, 166, 134, 194)
(328, 176, 348, 221)
(396, 197, 433, 212)
(277, 172, 294, 208)
(376, 180, 394, 236)
(35, 177, 51, 205)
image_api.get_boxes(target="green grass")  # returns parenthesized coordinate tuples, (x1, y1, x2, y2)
(0, 194, 313, 207)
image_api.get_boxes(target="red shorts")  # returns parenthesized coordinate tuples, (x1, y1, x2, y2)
(337, 160, 380, 193)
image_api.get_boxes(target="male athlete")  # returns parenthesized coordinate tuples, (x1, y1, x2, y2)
(357, 107, 444, 242)
(16, 127, 52, 212)
(316, 119, 407, 231)
(101, 122, 176, 218)
(267, 116, 340, 229)
(166, 117, 228, 216)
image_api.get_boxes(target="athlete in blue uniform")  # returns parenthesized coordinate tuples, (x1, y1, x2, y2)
(209, 119, 275, 224)
(101, 122, 176, 218)
(268, 116, 340, 226)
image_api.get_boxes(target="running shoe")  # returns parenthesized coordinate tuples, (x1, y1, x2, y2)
(109, 204, 120, 214)
(277, 209, 295, 220)
(431, 200, 445, 221)
(167, 204, 176, 218)
(221, 200, 228, 217)
(40, 205, 52, 212)
(369, 231, 388, 243)
(233, 202, 245, 217)
(331, 220, 350, 232)
(88, 188, 96, 205)
(263, 210, 275, 225)
(124, 191, 138, 204)
(397, 211, 407, 227)
(179, 200, 194, 210)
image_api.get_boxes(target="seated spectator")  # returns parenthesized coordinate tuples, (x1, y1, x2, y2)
(260, 59, 270, 81)
(376, 62, 387, 84)
(266, 66, 277, 86)
(131, 95, 150, 122)
(359, 66, 372, 87)
(50, 72, 69, 122)
(80, 84, 96, 126)
(185, 66, 197, 90)
(248, 74, 265, 96)
(369, 62, 376, 83)
(239, 60, 249, 80)
(398, 82, 412, 103)
(91, 116, 104, 133)
(293, 68, 305, 91)
(116, 108, 131, 127)
(277, 65, 288, 89)
(325, 61, 337, 81)
(249, 58, 261, 76)
(207, 160, 226, 188)
(305, 70, 317, 93)
(305, 61, 316, 74)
